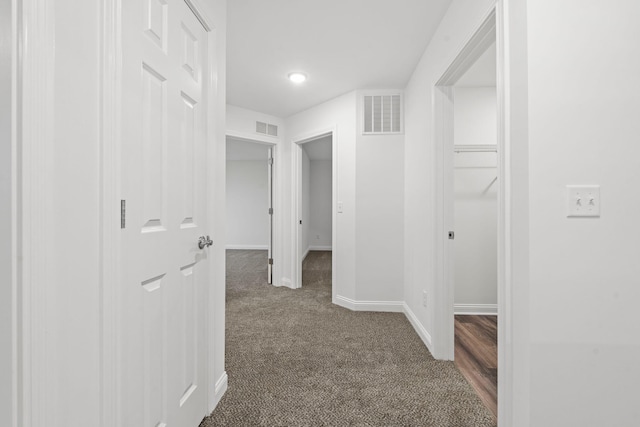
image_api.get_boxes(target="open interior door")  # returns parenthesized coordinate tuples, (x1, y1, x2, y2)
(119, 1, 211, 425)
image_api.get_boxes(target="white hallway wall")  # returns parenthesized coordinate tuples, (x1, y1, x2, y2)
(454, 87, 497, 145)
(286, 93, 357, 300)
(354, 91, 404, 304)
(406, 0, 640, 425)
(226, 104, 285, 144)
(228, 90, 403, 305)
(226, 160, 269, 249)
(286, 91, 405, 307)
(526, 0, 640, 425)
(453, 87, 497, 311)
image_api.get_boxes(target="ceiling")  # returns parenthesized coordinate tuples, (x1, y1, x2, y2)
(455, 41, 497, 87)
(227, 0, 453, 118)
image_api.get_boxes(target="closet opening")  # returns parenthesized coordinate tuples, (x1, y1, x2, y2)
(451, 39, 498, 419)
(225, 137, 275, 285)
(292, 133, 334, 292)
(433, 9, 501, 422)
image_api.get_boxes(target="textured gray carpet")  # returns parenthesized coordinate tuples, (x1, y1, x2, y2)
(200, 250, 496, 427)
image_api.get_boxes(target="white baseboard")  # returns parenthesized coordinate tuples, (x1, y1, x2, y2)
(334, 295, 404, 312)
(209, 371, 228, 412)
(454, 303, 498, 315)
(330, 297, 435, 358)
(403, 303, 434, 354)
(302, 246, 332, 262)
(225, 244, 268, 250)
(274, 277, 296, 289)
(309, 246, 332, 251)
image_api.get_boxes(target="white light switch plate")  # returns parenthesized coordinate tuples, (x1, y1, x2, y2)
(567, 185, 600, 217)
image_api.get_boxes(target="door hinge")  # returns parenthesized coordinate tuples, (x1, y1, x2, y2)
(121, 200, 126, 229)
(268, 157, 274, 166)
(268, 207, 273, 215)
(268, 258, 274, 265)
(448, 231, 455, 240)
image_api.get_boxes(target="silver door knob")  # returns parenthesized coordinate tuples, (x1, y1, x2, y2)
(198, 235, 213, 249)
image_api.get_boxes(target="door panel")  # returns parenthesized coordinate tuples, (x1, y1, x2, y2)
(140, 64, 167, 232)
(120, 1, 209, 426)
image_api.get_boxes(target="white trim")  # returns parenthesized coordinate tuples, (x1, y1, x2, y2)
(402, 303, 434, 353)
(2, 1, 18, 425)
(454, 304, 498, 315)
(303, 246, 333, 260)
(497, 0, 529, 424)
(333, 296, 404, 313)
(100, 0, 122, 425)
(202, 7, 225, 417)
(275, 278, 295, 290)
(225, 244, 269, 250)
(19, 0, 56, 425)
(433, 83, 455, 361)
(183, 0, 212, 32)
(209, 371, 228, 411)
(308, 246, 332, 251)
(225, 133, 280, 286)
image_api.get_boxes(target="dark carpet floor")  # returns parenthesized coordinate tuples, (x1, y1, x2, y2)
(200, 250, 496, 427)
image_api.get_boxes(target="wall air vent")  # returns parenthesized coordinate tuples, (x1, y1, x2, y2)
(256, 121, 278, 137)
(363, 93, 403, 134)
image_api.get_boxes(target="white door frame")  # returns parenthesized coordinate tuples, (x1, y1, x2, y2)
(290, 127, 337, 291)
(100, 0, 223, 423)
(224, 135, 277, 283)
(434, 5, 496, 361)
(433, 4, 516, 425)
(1, 0, 17, 425)
(16, 0, 57, 424)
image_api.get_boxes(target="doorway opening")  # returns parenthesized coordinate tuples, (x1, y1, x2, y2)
(451, 40, 498, 419)
(225, 136, 275, 284)
(433, 8, 503, 423)
(292, 132, 334, 291)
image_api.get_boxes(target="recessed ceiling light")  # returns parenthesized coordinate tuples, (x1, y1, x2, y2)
(288, 72, 307, 83)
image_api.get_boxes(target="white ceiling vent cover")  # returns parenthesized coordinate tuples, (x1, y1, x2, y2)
(256, 121, 278, 137)
(363, 94, 402, 134)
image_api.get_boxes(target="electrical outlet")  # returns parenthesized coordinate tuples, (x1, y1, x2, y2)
(422, 290, 428, 307)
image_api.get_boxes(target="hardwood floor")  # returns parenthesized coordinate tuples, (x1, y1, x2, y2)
(454, 315, 498, 419)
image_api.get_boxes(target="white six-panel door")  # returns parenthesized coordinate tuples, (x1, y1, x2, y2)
(120, 1, 210, 426)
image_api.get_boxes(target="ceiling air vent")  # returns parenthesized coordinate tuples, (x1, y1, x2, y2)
(363, 94, 402, 134)
(256, 121, 278, 137)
